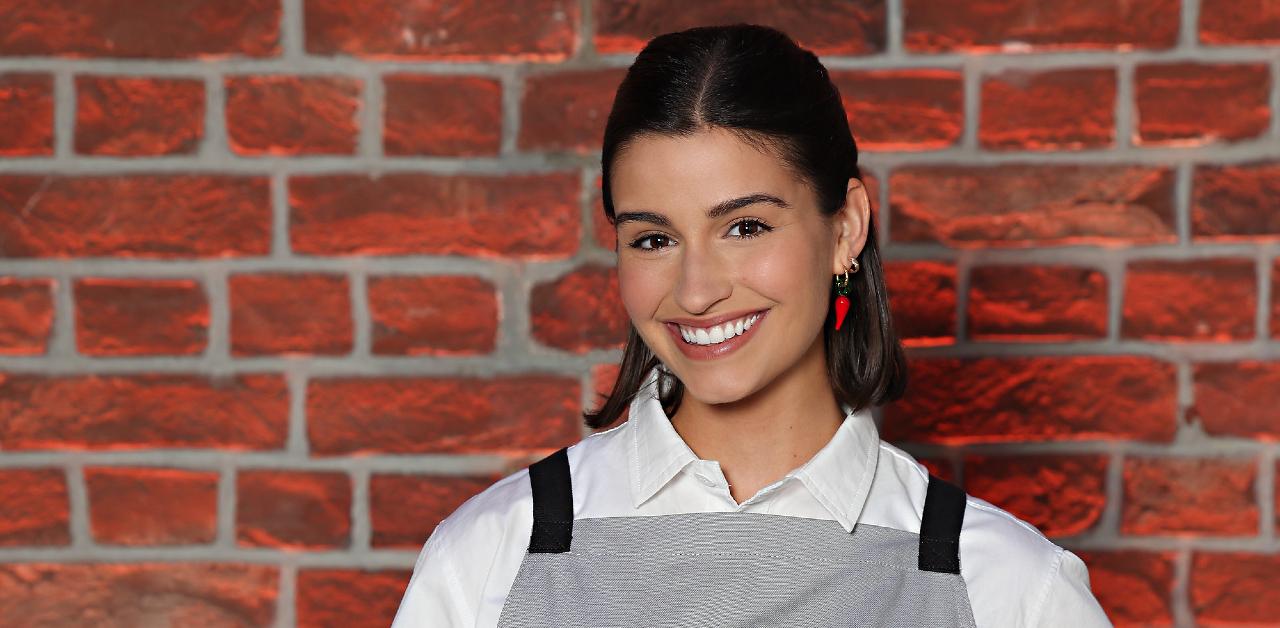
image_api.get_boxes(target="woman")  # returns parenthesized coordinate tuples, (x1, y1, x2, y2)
(393, 23, 1111, 627)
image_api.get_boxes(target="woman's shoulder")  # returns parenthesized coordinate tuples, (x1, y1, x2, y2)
(870, 441, 1106, 627)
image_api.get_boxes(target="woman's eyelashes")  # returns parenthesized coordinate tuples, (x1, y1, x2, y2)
(626, 218, 774, 251)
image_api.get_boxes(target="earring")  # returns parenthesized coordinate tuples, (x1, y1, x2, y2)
(832, 257, 860, 331)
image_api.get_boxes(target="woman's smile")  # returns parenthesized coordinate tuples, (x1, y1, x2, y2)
(663, 308, 770, 360)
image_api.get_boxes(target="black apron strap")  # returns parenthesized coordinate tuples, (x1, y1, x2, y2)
(527, 446, 573, 553)
(918, 474, 966, 574)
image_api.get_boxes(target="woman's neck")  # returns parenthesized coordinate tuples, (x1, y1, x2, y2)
(668, 335, 845, 505)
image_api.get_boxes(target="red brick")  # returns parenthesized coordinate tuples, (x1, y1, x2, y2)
(370, 474, 496, 547)
(968, 265, 1108, 341)
(1135, 63, 1271, 145)
(237, 470, 350, 549)
(75, 76, 203, 156)
(297, 569, 410, 628)
(590, 173, 616, 251)
(882, 356, 1177, 443)
(903, 0, 1179, 52)
(964, 455, 1107, 536)
(1122, 457, 1257, 536)
(519, 68, 626, 153)
(1191, 552, 1280, 624)
(369, 275, 498, 356)
(832, 69, 963, 151)
(1122, 258, 1256, 341)
(530, 265, 627, 353)
(883, 261, 957, 346)
(0, 0, 279, 57)
(289, 173, 580, 259)
(980, 68, 1116, 150)
(0, 374, 288, 450)
(226, 76, 361, 156)
(230, 273, 352, 356)
(0, 469, 69, 546)
(589, 362, 624, 423)
(0, 74, 53, 156)
(0, 563, 277, 626)
(1200, 0, 1280, 44)
(889, 165, 1175, 247)
(74, 278, 207, 356)
(1192, 161, 1280, 241)
(1275, 259, 1280, 339)
(85, 467, 217, 546)
(1076, 551, 1175, 626)
(305, 0, 577, 59)
(0, 175, 270, 258)
(593, 0, 885, 55)
(0, 278, 53, 355)
(383, 74, 501, 156)
(307, 375, 581, 455)
(1192, 362, 1280, 440)
(917, 457, 956, 483)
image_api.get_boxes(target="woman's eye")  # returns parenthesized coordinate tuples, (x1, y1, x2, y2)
(728, 219, 772, 239)
(629, 234, 673, 251)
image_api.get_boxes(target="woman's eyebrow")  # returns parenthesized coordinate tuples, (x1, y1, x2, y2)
(614, 192, 790, 227)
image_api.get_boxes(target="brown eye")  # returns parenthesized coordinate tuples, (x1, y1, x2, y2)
(728, 219, 772, 239)
(630, 233, 674, 251)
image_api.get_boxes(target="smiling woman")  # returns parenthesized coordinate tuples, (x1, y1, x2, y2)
(392, 23, 1111, 628)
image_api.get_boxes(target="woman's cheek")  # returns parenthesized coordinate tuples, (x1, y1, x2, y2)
(616, 261, 663, 321)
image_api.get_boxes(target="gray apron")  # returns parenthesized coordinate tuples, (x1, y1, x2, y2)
(497, 447, 979, 627)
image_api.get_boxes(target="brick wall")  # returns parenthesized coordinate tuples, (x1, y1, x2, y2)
(0, 1, 1276, 626)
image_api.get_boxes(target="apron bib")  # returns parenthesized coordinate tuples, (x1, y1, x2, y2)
(497, 447, 979, 627)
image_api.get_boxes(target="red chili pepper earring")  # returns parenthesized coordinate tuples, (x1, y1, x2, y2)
(832, 257, 860, 330)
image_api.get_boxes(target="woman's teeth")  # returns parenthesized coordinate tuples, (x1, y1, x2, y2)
(679, 312, 761, 346)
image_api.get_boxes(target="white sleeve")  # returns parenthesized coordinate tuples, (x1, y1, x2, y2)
(1032, 548, 1114, 627)
(390, 524, 476, 628)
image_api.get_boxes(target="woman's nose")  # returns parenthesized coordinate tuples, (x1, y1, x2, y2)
(672, 242, 732, 315)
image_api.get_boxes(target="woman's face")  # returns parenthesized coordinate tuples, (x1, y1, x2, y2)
(611, 127, 869, 406)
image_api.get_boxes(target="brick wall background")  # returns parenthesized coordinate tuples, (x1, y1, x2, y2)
(0, 0, 1277, 626)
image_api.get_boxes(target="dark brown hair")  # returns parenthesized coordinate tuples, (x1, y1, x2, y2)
(584, 23, 907, 430)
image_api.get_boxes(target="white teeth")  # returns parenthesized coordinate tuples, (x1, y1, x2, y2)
(677, 312, 763, 346)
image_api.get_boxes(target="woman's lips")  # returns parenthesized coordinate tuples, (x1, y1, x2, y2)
(664, 309, 768, 360)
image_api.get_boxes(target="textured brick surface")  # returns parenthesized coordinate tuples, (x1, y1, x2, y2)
(0, 563, 278, 627)
(1191, 553, 1280, 624)
(75, 76, 203, 156)
(1121, 258, 1256, 341)
(74, 278, 208, 356)
(882, 261, 957, 346)
(289, 173, 580, 258)
(1192, 361, 1280, 439)
(831, 70, 963, 151)
(593, 0, 886, 55)
(1192, 161, 1280, 240)
(0, 0, 280, 57)
(85, 467, 217, 545)
(530, 265, 628, 353)
(1199, 0, 1280, 43)
(889, 165, 1176, 246)
(519, 69, 627, 153)
(1077, 551, 1175, 626)
(226, 76, 361, 156)
(968, 265, 1108, 341)
(882, 356, 1177, 443)
(368, 275, 499, 356)
(1122, 457, 1258, 536)
(307, 375, 581, 455)
(980, 68, 1116, 150)
(230, 274, 352, 356)
(1135, 63, 1272, 145)
(0, 73, 53, 155)
(296, 569, 410, 628)
(383, 74, 502, 156)
(0, 374, 288, 450)
(903, 0, 1180, 51)
(237, 471, 351, 549)
(0, 278, 54, 355)
(370, 474, 496, 547)
(964, 455, 1108, 536)
(0, 469, 69, 546)
(0, 175, 271, 258)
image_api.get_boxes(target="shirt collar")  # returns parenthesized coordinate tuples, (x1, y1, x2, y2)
(627, 365, 881, 533)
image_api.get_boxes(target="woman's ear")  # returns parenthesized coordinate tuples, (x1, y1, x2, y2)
(831, 177, 872, 275)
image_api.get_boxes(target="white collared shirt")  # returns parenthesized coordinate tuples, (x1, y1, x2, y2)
(392, 367, 1113, 627)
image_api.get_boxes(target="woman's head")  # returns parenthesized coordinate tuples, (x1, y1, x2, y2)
(585, 23, 907, 429)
